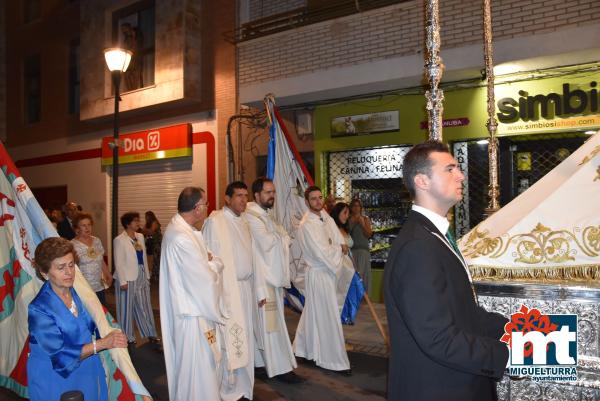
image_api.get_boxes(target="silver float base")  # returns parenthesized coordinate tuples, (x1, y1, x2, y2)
(476, 280, 600, 401)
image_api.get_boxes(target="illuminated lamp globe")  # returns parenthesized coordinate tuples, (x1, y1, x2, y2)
(104, 48, 132, 72)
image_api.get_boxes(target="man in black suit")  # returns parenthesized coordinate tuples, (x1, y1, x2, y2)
(384, 141, 508, 401)
(57, 201, 78, 240)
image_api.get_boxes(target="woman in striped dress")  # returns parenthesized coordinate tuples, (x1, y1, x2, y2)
(113, 211, 160, 346)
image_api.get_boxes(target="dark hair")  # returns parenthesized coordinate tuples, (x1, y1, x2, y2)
(72, 212, 93, 230)
(144, 211, 160, 229)
(177, 187, 205, 213)
(350, 198, 362, 211)
(251, 177, 273, 198)
(304, 185, 321, 200)
(120, 212, 140, 229)
(402, 140, 450, 198)
(34, 237, 78, 281)
(330, 202, 350, 230)
(225, 181, 247, 197)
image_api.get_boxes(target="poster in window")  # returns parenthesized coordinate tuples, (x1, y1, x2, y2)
(330, 111, 399, 137)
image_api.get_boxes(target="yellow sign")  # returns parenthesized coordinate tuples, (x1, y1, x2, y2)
(499, 115, 600, 135)
(516, 152, 531, 171)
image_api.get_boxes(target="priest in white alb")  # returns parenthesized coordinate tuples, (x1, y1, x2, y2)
(293, 185, 353, 374)
(246, 177, 303, 383)
(203, 181, 263, 401)
(159, 187, 228, 401)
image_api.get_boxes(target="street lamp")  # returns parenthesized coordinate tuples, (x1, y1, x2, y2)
(104, 48, 132, 241)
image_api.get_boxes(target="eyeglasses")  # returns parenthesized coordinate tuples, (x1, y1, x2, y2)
(195, 201, 209, 209)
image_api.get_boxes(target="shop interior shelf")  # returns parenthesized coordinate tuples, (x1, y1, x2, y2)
(372, 226, 401, 233)
(370, 244, 392, 253)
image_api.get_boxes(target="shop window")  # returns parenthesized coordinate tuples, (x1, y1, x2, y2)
(23, 0, 40, 23)
(327, 146, 412, 269)
(112, 0, 155, 92)
(68, 38, 80, 115)
(24, 54, 41, 124)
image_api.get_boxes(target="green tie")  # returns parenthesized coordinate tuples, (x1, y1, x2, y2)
(444, 230, 462, 256)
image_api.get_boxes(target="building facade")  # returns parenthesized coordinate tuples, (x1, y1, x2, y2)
(4, 0, 236, 248)
(235, 0, 600, 301)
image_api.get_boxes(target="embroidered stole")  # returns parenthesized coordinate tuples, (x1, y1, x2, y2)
(207, 210, 249, 371)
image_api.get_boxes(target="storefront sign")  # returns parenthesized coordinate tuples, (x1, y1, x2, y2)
(329, 146, 410, 180)
(329, 146, 411, 200)
(499, 114, 600, 135)
(420, 117, 470, 130)
(453, 142, 470, 238)
(101, 124, 192, 165)
(330, 111, 399, 137)
(497, 82, 600, 134)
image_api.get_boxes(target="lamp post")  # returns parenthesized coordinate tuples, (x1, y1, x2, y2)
(104, 48, 132, 241)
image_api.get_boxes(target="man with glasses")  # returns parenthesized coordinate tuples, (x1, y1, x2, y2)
(159, 187, 227, 401)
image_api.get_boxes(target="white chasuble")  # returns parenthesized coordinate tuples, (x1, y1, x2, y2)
(159, 214, 228, 401)
(245, 202, 297, 378)
(292, 210, 351, 371)
(203, 207, 255, 401)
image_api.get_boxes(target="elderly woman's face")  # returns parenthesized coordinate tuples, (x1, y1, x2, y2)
(44, 253, 76, 290)
(76, 218, 93, 237)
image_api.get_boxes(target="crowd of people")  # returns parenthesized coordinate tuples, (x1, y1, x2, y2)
(160, 179, 368, 400)
(28, 140, 510, 401)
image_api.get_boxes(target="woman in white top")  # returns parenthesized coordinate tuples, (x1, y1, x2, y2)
(71, 212, 112, 305)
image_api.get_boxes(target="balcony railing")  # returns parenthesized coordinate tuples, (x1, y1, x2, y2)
(226, 0, 411, 43)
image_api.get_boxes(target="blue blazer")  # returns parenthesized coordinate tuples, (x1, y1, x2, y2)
(27, 281, 108, 401)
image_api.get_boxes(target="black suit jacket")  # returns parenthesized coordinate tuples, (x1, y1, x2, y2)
(57, 218, 75, 240)
(384, 211, 508, 401)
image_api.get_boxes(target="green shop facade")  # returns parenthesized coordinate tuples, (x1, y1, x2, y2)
(311, 64, 600, 302)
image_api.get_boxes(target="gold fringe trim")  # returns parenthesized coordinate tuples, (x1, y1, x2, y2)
(469, 264, 600, 282)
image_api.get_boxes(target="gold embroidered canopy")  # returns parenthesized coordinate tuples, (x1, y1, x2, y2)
(458, 131, 600, 282)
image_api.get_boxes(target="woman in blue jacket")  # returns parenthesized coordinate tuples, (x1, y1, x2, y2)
(27, 237, 128, 401)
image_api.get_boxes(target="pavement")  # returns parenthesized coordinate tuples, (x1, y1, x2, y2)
(0, 282, 390, 401)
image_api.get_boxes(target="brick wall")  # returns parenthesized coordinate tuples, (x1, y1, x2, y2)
(239, 0, 600, 85)
(0, 2, 7, 143)
(249, 0, 306, 21)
